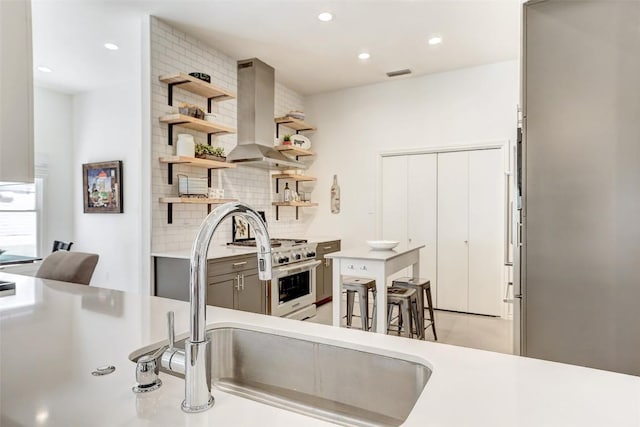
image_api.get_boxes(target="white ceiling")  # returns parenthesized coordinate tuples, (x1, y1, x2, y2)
(32, 0, 521, 95)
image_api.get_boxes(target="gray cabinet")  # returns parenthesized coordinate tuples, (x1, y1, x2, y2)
(207, 255, 265, 314)
(0, 0, 34, 183)
(315, 240, 341, 304)
(154, 254, 265, 314)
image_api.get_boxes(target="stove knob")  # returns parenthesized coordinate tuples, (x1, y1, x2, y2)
(278, 257, 286, 263)
(283, 257, 290, 263)
(295, 254, 301, 260)
(307, 251, 316, 258)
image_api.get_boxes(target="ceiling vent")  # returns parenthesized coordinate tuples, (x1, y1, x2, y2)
(386, 69, 412, 78)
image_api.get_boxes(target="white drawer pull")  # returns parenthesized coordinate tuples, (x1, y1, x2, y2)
(233, 261, 248, 267)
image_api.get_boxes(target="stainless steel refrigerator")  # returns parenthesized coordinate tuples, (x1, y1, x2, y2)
(517, 0, 640, 376)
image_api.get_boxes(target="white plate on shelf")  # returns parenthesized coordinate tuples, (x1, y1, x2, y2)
(366, 240, 400, 250)
(290, 134, 311, 150)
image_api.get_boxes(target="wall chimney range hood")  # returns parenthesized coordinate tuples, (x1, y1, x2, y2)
(226, 58, 305, 170)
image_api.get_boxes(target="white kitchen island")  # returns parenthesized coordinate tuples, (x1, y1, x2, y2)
(326, 244, 425, 334)
(2, 272, 640, 427)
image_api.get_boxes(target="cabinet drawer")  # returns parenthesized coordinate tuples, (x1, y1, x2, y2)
(208, 255, 257, 278)
(316, 240, 341, 255)
(340, 260, 379, 277)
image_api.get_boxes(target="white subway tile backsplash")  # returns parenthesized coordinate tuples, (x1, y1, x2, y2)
(151, 17, 312, 251)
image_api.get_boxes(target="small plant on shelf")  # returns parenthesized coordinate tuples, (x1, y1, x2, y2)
(283, 134, 292, 145)
(195, 143, 226, 161)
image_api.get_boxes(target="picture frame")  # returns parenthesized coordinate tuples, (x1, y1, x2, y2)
(232, 216, 250, 241)
(82, 161, 123, 213)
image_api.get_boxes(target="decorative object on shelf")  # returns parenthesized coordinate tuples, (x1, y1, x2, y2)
(331, 174, 340, 214)
(204, 113, 218, 123)
(286, 110, 306, 120)
(366, 240, 400, 251)
(82, 161, 123, 213)
(290, 134, 311, 149)
(195, 143, 226, 161)
(283, 182, 291, 202)
(282, 134, 292, 146)
(178, 102, 204, 120)
(208, 187, 225, 199)
(177, 174, 208, 197)
(176, 134, 195, 158)
(232, 216, 250, 241)
(188, 72, 211, 83)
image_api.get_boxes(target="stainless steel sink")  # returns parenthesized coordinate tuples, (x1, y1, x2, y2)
(133, 327, 431, 426)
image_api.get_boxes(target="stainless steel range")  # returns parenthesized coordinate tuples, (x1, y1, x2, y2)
(228, 238, 319, 319)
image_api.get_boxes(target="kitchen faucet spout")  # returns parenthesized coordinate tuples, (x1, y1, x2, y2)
(182, 202, 272, 413)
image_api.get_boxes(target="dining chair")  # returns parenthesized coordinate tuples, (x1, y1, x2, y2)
(36, 251, 99, 285)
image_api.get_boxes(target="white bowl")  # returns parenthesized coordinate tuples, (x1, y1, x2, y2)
(366, 240, 400, 250)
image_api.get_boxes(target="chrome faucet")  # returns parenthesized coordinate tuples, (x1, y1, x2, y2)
(181, 202, 272, 412)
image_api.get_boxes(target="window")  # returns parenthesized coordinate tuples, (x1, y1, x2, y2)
(0, 181, 40, 257)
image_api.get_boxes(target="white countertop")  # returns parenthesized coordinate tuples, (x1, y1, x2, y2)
(2, 272, 640, 426)
(325, 243, 425, 261)
(152, 237, 341, 261)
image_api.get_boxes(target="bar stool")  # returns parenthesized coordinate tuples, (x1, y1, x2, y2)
(343, 278, 377, 331)
(386, 287, 421, 339)
(392, 277, 437, 341)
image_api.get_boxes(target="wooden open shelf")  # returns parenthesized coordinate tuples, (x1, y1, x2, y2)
(272, 201, 318, 207)
(272, 173, 316, 182)
(160, 197, 237, 205)
(159, 73, 235, 101)
(159, 156, 236, 185)
(275, 117, 317, 133)
(160, 197, 238, 224)
(159, 114, 236, 135)
(272, 201, 318, 221)
(159, 156, 236, 169)
(274, 146, 316, 157)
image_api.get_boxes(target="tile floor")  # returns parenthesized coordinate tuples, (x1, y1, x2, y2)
(306, 297, 514, 355)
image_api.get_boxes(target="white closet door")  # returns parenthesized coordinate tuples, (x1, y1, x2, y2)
(407, 154, 438, 306)
(437, 151, 469, 312)
(468, 149, 504, 316)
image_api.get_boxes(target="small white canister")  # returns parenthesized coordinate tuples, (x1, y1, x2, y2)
(176, 134, 195, 158)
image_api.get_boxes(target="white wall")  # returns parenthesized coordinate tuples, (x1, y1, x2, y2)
(72, 80, 142, 291)
(304, 60, 519, 246)
(33, 86, 74, 255)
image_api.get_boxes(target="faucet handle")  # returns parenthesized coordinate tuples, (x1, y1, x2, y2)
(167, 311, 175, 350)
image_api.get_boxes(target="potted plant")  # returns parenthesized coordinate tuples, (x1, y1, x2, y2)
(283, 134, 292, 146)
(195, 144, 226, 161)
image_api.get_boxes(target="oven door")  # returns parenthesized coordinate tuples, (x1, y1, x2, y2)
(270, 259, 320, 317)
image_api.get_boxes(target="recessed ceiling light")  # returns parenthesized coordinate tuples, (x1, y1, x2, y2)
(104, 42, 119, 51)
(428, 36, 443, 45)
(37, 66, 52, 73)
(317, 12, 333, 22)
(358, 52, 371, 60)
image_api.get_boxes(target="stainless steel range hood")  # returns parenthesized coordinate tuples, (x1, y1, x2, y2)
(227, 58, 304, 170)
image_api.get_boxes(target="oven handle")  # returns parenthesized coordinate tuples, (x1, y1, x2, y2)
(272, 259, 321, 275)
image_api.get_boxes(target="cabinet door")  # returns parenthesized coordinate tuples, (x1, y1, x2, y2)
(235, 272, 264, 314)
(407, 154, 438, 306)
(322, 257, 333, 300)
(0, 0, 33, 183)
(315, 258, 325, 302)
(468, 149, 504, 316)
(437, 151, 470, 312)
(207, 274, 235, 309)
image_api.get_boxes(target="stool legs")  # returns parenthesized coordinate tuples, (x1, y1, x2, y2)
(359, 289, 369, 331)
(370, 289, 377, 333)
(346, 290, 355, 328)
(425, 287, 437, 341)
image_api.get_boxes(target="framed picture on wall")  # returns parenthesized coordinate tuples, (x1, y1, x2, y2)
(232, 216, 250, 241)
(82, 161, 123, 213)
